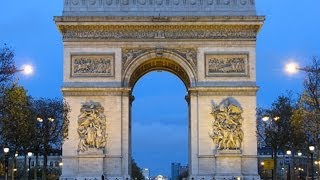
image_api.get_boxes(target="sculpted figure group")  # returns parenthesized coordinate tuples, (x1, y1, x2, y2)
(78, 101, 107, 152)
(209, 99, 244, 150)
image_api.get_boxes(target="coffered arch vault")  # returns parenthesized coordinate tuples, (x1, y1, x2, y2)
(122, 48, 197, 88)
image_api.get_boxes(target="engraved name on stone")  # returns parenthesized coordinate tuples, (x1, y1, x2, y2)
(205, 54, 248, 77)
(71, 55, 114, 77)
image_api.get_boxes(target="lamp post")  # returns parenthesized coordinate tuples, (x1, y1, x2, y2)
(0, 64, 34, 75)
(286, 150, 292, 180)
(285, 62, 320, 74)
(309, 146, 315, 180)
(27, 152, 32, 180)
(13, 151, 18, 180)
(261, 115, 279, 180)
(37, 116, 55, 180)
(298, 152, 302, 179)
(3, 147, 9, 180)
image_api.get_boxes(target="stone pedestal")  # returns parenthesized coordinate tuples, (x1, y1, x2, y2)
(60, 149, 105, 180)
(214, 150, 243, 179)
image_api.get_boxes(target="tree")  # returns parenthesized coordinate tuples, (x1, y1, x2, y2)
(0, 44, 17, 92)
(297, 57, 320, 156)
(258, 94, 300, 179)
(30, 98, 68, 180)
(0, 85, 34, 179)
(131, 158, 144, 180)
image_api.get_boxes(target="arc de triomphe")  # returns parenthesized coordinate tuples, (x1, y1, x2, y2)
(55, 0, 264, 179)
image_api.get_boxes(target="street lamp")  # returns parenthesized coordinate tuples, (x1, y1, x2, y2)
(0, 64, 34, 75)
(286, 150, 292, 180)
(37, 116, 55, 180)
(3, 147, 9, 180)
(285, 62, 320, 74)
(261, 115, 279, 180)
(309, 146, 315, 180)
(27, 152, 32, 180)
(262, 115, 280, 122)
(12, 151, 18, 180)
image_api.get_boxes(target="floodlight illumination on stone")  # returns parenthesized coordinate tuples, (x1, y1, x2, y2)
(285, 62, 299, 74)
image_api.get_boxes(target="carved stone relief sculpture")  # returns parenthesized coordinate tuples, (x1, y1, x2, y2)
(209, 98, 244, 150)
(205, 53, 248, 77)
(71, 54, 114, 77)
(77, 101, 107, 152)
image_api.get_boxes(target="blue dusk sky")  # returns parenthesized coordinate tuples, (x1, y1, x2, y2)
(1, 0, 320, 178)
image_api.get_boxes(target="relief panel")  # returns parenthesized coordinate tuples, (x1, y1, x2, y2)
(205, 53, 249, 77)
(71, 54, 114, 77)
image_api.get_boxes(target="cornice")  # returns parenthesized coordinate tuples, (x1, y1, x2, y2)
(56, 24, 262, 41)
(54, 16, 265, 23)
(62, 87, 131, 96)
(55, 16, 264, 41)
(188, 86, 259, 96)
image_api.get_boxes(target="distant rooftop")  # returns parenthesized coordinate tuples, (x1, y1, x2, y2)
(63, 0, 256, 16)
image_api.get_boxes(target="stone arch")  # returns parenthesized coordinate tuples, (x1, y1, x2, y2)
(122, 49, 197, 88)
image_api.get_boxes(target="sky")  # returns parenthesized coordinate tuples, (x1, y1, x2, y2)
(1, 0, 320, 178)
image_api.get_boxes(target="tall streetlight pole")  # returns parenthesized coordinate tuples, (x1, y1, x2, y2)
(13, 151, 18, 180)
(261, 115, 279, 180)
(298, 152, 303, 179)
(3, 147, 9, 180)
(286, 150, 292, 180)
(37, 116, 55, 180)
(27, 152, 32, 180)
(309, 146, 315, 180)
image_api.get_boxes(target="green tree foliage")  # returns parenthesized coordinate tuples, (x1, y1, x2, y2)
(131, 158, 144, 180)
(0, 85, 34, 179)
(0, 85, 33, 153)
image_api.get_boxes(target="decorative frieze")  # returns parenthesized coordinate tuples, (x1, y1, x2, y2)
(58, 25, 261, 41)
(209, 98, 244, 150)
(205, 53, 249, 77)
(71, 54, 114, 77)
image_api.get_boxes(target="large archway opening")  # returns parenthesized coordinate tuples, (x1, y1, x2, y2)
(131, 71, 188, 178)
(125, 55, 194, 179)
